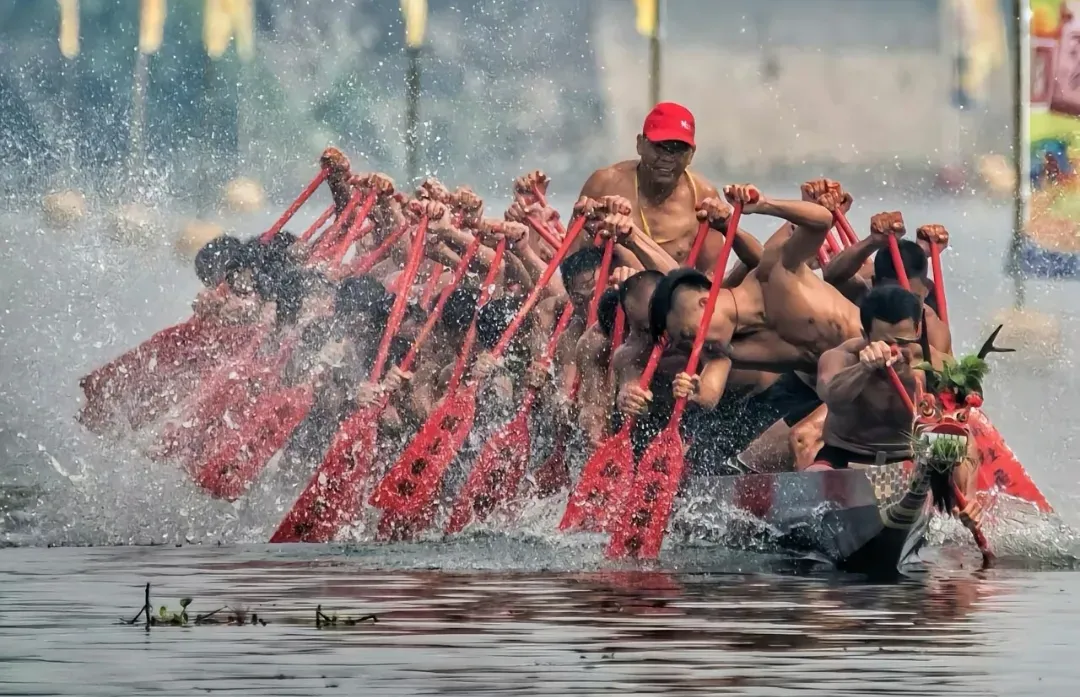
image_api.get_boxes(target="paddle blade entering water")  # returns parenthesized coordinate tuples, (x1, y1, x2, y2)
(371, 385, 479, 536)
(445, 401, 533, 535)
(194, 386, 313, 500)
(270, 407, 380, 543)
(560, 429, 636, 532)
(606, 426, 686, 560)
(530, 436, 569, 499)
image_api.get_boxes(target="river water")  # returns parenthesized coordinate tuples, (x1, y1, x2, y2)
(2, 194, 1080, 694)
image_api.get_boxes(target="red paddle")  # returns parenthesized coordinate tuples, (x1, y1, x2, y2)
(80, 169, 331, 433)
(445, 301, 577, 534)
(559, 220, 711, 533)
(833, 209, 860, 248)
(928, 242, 949, 325)
(298, 204, 336, 245)
(604, 203, 743, 560)
(258, 168, 330, 243)
(419, 264, 444, 311)
(530, 235, 619, 498)
(371, 214, 590, 538)
(370, 245, 507, 539)
(270, 214, 431, 543)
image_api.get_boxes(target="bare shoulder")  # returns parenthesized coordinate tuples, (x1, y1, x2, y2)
(687, 170, 720, 200)
(579, 161, 636, 197)
(576, 324, 609, 363)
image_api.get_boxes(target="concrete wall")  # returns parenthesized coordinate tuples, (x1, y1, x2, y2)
(591, 0, 1014, 183)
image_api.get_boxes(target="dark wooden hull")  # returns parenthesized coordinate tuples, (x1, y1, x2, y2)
(674, 461, 931, 575)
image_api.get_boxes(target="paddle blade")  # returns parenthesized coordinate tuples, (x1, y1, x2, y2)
(445, 403, 533, 536)
(969, 409, 1053, 512)
(559, 429, 635, 532)
(371, 385, 479, 534)
(529, 436, 569, 499)
(605, 425, 686, 560)
(270, 407, 381, 543)
(193, 386, 313, 500)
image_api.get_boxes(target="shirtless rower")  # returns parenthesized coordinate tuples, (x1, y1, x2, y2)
(642, 183, 863, 472)
(813, 285, 929, 469)
(571, 103, 731, 273)
(823, 213, 952, 353)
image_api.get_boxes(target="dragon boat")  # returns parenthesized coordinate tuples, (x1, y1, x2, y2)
(672, 327, 1034, 575)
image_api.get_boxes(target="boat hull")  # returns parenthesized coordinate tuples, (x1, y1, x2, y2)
(675, 462, 930, 575)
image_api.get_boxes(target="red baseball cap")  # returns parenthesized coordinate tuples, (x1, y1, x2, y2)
(642, 102, 696, 147)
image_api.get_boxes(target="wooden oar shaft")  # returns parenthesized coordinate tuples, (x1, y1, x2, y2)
(833, 209, 860, 248)
(258, 167, 329, 243)
(308, 189, 361, 258)
(347, 220, 411, 277)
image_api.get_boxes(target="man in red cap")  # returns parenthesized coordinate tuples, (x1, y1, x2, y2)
(569, 102, 726, 273)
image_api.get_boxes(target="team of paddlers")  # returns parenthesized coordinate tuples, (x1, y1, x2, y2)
(78, 102, 1045, 556)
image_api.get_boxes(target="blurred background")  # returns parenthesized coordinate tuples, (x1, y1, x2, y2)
(0, 0, 1019, 210)
(9, 0, 1080, 548)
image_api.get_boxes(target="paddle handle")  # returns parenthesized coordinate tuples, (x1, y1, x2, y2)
(929, 242, 949, 325)
(669, 203, 743, 423)
(346, 220, 412, 277)
(298, 204, 335, 245)
(491, 214, 587, 359)
(327, 191, 378, 264)
(308, 189, 361, 260)
(258, 167, 328, 243)
(833, 209, 860, 247)
(886, 234, 911, 290)
(398, 236, 486, 375)
(614, 214, 714, 434)
(369, 217, 429, 382)
(419, 264, 444, 311)
(446, 238, 508, 393)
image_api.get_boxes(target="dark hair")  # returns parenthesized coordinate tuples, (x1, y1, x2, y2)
(859, 284, 923, 335)
(477, 294, 533, 367)
(618, 269, 664, 307)
(440, 286, 480, 336)
(596, 288, 620, 338)
(559, 246, 605, 284)
(194, 235, 245, 287)
(874, 239, 928, 282)
(648, 268, 712, 343)
(335, 274, 392, 327)
(274, 271, 306, 327)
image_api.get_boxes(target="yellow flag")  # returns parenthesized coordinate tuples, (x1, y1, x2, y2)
(635, 0, 658, 39)
(400, 0, 428, 49)
(203, 0, 232, 59)
(139, 0, 167, 55)
(228, 0, 255, 62)
(58, 0, 79, 59)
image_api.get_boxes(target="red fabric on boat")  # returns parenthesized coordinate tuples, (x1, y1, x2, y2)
(969, 409, 1053, 512)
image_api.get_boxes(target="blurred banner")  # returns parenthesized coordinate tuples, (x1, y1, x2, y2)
(1014, 0, 1080, 278)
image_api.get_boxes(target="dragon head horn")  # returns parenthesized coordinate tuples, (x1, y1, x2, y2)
(977, 324, 1016, 360)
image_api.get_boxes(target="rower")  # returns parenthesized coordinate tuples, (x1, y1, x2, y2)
(823, 214, 952, 353)
(812, 285, 925, 470)
(571, 102, 729, 272)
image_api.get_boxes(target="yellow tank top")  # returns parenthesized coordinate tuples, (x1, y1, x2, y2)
(634, 169, 699, 245)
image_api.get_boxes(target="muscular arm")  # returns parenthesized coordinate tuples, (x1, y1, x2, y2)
(816, 346, 873, 404)
(925, 306, 953, 355)
(823, 236, 879, 287)
(690, 356, 732, 409)
(623, 228, 680, 272)
(752, 198, 832, 271)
